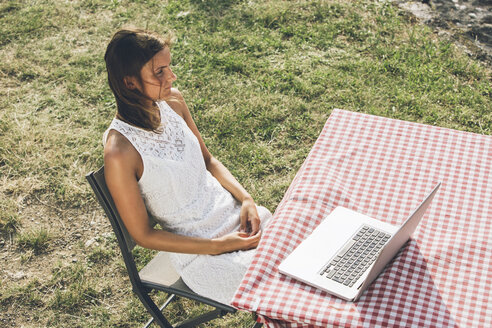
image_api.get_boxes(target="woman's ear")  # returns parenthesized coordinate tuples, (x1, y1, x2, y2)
(123, 76, 138, 90)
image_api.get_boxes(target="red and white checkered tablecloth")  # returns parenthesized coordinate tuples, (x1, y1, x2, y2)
(232, 109, 492, 328)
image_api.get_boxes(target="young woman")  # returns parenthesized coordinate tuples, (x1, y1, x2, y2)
(102, 28, 272, 305)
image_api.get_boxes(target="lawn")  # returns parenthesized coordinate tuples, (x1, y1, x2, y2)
(0, 0, 490, 327)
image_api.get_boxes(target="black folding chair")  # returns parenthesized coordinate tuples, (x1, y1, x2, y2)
(86, 166, 262, 328)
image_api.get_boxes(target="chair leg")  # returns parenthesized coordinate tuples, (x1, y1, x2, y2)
(175, 308, 228, 328)
(141, 292, 230, 328)
(144, 294, 177, 328)
(137, 291, 174, 328)
(251, 312, 263, 328)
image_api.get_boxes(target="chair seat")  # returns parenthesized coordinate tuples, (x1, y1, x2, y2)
(139, 252, 181, 286)
(139, 251, 236, 312)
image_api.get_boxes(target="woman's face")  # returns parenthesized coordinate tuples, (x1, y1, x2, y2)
(138, 46, 177, 101)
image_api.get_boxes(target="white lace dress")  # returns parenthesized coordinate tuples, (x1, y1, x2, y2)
(103, 100, 272, 305)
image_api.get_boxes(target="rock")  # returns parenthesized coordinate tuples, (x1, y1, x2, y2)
(12, 271, 27, 280)
(399, 2, 434, 22)
(176, 11, 190, 18)
(4, 270, 26, 280)
(85, 238, 97, 247)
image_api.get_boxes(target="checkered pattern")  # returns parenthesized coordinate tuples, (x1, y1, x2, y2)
(232, 109, 492, 327)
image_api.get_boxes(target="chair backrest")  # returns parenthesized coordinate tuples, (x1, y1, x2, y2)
(86, 166, 143, 288)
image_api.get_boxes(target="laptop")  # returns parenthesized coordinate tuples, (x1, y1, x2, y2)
(279, 182, 441, 302)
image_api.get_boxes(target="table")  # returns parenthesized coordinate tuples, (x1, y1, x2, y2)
(232, 109, 492, 327)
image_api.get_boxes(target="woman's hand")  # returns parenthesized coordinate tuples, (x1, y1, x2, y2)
(211, 199, 262, 255)
(239, 198, 261, 236)
(212, 230, 262, 255)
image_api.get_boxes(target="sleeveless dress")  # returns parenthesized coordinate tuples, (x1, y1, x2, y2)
(103, 100, 272, 305)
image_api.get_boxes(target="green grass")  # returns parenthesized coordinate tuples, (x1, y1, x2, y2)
(16, 228, 52, 255)
(0, 197, 20, 235)
(0, 0, 490, 327)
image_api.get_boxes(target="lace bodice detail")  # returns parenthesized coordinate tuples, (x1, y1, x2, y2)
(109, 106, 187, 162)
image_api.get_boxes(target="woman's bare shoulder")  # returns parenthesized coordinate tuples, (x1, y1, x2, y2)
(165, 88, 188, 119)
(104, 130, 140, 170)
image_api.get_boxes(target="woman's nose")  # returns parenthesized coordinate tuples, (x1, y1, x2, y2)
(168, 68, 177, 82)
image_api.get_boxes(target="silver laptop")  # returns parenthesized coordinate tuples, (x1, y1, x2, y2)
(279, 183, 441, 302)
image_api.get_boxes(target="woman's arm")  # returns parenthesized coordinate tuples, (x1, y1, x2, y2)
(205, 157, 261, 235)
(104, 130, 261, 254)
(167, 89, 261, 235)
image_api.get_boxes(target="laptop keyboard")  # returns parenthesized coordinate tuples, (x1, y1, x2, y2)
(320, 225, 391, 287)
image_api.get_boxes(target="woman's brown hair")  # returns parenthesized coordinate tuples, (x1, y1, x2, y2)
(104, 28, 173, 132)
